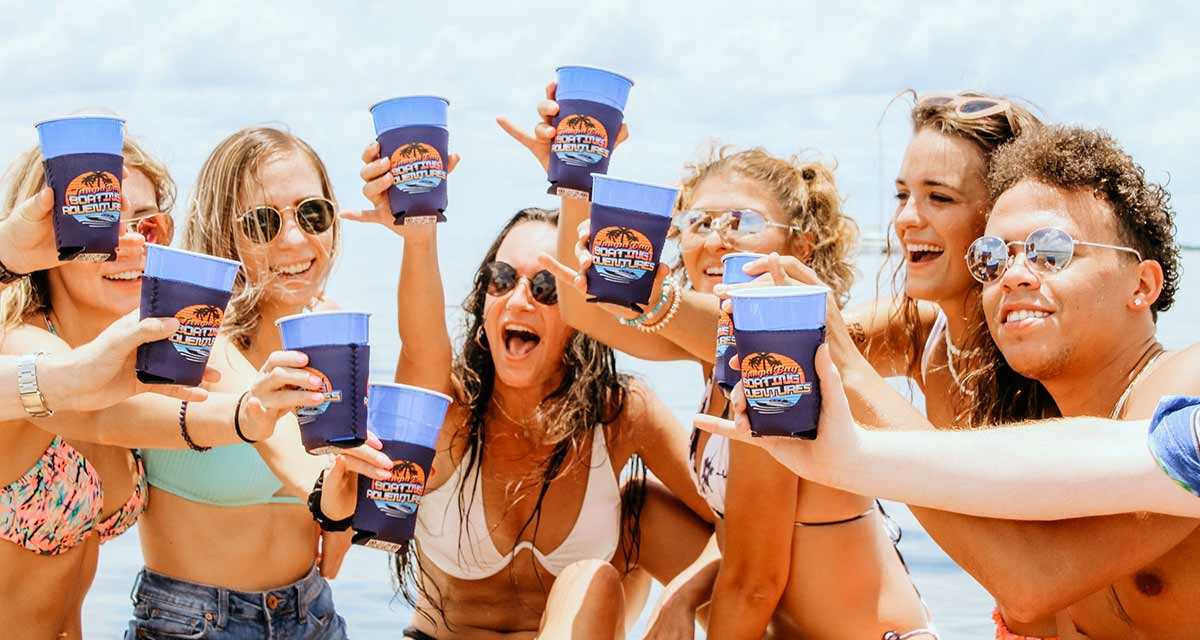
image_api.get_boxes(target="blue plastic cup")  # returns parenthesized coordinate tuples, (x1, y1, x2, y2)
(136, 246, 241, 386)
(277, 311, 372, 454)
(714, 253, 766, 390)
(369, 96, 450, 224)
(556, 66, 634, 111)
(277, 311, 371, 349)
(729, 285, 829, 438)
(547, 66, 634, 194)
(586, 176, 678, 311)
(721, 252, 764, 286)
(35, 114, 126, 262)
(353, 383, 453, 552)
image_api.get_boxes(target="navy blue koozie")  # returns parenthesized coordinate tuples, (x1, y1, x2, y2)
(546, 66, 633, 195)
(352, 383, 451, 552)
(35, 115, 126, 262)
(136, 245, 240, 386)
(584, 175, 678, 312)
(715, 253, 764, 391)
(277, 312, 372, 455)
(730, 285, 829, 439)
(370, 96, 450, 224)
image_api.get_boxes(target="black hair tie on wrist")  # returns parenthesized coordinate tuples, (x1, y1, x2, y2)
(308, 470, 354, 532)
(179, 401, 211, 452)
(233, 391, 258, 444)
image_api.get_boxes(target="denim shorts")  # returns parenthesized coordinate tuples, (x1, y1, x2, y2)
(125, 565, 346, 639)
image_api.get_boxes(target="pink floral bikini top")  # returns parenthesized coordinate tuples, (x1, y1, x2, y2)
(0, 435, 148, 555)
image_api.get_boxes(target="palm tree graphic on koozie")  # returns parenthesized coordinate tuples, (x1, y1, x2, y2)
(172, 305, 223, 363)
(376, 460, 426, 517)
(392, 142, 443, 194)
(744, 352, 804, 414)
(556, 114, 607, 166)
(594, 226, 651, 284)
(81, 171, 115, 190)
(65, 171, 120, 228)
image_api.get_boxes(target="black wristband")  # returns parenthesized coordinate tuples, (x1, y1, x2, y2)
(308, 470, 354, 532)
(179, 401, 211, 452)
(233, 392, 257, 444)
(0, 254, 28, 285)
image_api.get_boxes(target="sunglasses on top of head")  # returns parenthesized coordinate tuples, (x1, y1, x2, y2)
(483, 261, 558, 305)
(965, 226, 1143, 284)
(917, 92, 1012, 120)
(237, 197, 336, 245)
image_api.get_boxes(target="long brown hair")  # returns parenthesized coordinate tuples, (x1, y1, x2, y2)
(393, 208, 643, 627)
(0, 138, 176, 333)
(877, 91, 1057, 427)
(182, 126, 340, 349)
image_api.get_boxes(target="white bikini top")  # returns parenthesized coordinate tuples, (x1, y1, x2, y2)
(920, 310, 947, 385)
(414, 427, 621, 580)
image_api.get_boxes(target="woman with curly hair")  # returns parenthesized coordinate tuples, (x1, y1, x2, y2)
(327, 142, 712, 638)
(499, 83, 932, 638)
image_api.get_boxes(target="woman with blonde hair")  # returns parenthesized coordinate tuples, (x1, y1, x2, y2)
(0, 137, 317, 638)
(126, 126, 391, 639)
(500, 84, 933, 638)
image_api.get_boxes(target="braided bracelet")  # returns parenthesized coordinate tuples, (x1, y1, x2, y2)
(619, 276, 675, 328)
(638, 280, 682, 334)
(179, 401, 211, 452)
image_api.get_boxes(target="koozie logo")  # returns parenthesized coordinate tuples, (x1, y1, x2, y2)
(741, 352, 812, 414)
(368, 460, 427, 518)
(552, 115, 610, 167)
(170, 305, 223, 363)
(390, 142, 446, 195)
(592, 226, 655, 284)
(62, 171, 121, 228)
(715, 312, 735, 358)
(296, 367, 342, 424)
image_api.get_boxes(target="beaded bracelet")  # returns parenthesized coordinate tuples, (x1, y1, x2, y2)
(618, 276, 675, 328)
(638, 280, 682, 334)
(179, 401, 211, 452)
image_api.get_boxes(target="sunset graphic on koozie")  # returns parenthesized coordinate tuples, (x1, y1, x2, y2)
(591, 226, 655, 283)
(390, 142, 447, 194)
(295, 367, 342, 425)
(552, 114, 610, 166)
(169, 305, 223, 363)
(741, 352, 812, 414)
(62, 170, 121, 228)
(368, 460, 427, 517)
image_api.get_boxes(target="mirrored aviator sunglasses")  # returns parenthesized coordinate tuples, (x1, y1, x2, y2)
(965, 227, 1143, 284)
(484, 261, 558, 305)
(239, 197, 336, 245)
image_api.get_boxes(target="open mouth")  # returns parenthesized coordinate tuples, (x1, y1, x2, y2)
(1002, 308, 1053, 327)
(272, 259, 315, 278)
(102, 270, 143, 282)
(502, 324, 542, 359)
(906, 243, 944, 264)
(703, 266, 724, 278)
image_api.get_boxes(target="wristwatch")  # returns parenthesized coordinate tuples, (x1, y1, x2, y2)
(16, 353, 53, 418)
(0, 255, 28, 285)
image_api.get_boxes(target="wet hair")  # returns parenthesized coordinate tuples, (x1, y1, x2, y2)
(674, 145, 859, 307)
(182, 126, 339, 350)
(392, 207, 643, 629)
(987, 124, 1180, 315)
(0, 136, 177, 333)
(871, 91, 1058, 428)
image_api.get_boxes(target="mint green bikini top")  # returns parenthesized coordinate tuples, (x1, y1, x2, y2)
(142, 444, 301, 507)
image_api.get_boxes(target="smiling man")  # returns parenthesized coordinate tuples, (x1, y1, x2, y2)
(937, 125, 1199, 639)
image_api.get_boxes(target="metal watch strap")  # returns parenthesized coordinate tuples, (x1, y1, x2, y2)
(16, 353, 53, 418)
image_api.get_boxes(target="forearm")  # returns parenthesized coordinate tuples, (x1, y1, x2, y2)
(41, 392, 246, 449)
(395, 229, 452, 390)
(707, 561, 785, 637)
(838, 353, 932, 431)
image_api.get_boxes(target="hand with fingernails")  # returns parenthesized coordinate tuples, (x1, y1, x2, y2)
(318, 431, 394, 522)
(40, 310, 221, 412)
(239, 350, 339, 442)
(343, 141, 461, 237)
(496, 81, 630, 173)
(537, 218, 672, 321)
(692, 345, 861, 487)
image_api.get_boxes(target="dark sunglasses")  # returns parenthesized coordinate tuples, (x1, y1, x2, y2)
(484, 261, 558, 305)
(238, 197, 336, 245)
(965, 226, 1143, 284)
(918, 93, 1010, 120)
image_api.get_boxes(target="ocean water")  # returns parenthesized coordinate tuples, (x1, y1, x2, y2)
(83, 243, 1198, 639)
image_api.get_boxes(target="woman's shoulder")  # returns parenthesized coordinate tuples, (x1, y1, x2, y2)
(1, 320, 66, 355)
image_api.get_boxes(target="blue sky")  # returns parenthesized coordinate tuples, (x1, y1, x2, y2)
(1, 0, 1196, 286)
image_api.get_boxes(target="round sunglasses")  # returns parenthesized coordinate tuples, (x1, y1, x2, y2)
(238, 197, 336, 245)
(484, 261, 558, 305)
(965, 227, 1143, 284)
(673, 208, 799, 245)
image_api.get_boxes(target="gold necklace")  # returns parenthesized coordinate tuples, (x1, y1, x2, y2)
(491, 396, 539, 428)
(943, 329, 977, 396)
